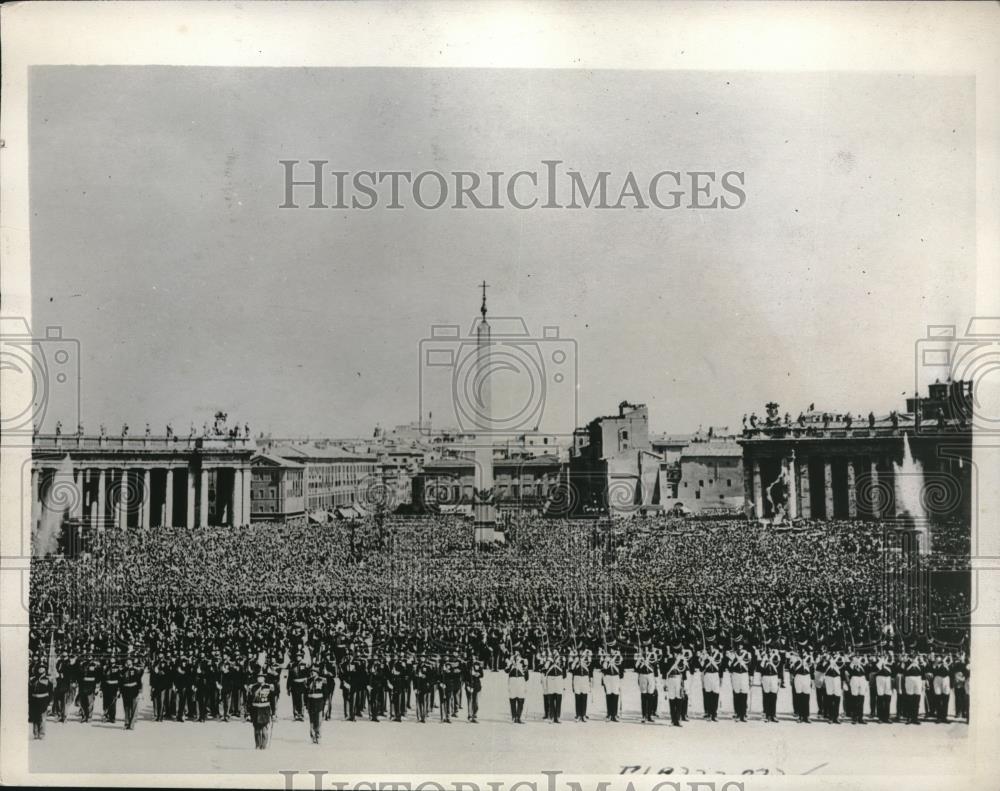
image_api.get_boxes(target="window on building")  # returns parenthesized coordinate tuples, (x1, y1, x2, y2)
(695, 490, 701, 499)
(727, 479, 732, 487)
(699, 480, 704, 487)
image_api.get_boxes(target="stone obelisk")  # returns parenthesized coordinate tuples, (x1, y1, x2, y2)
(473, 281, 496, 544)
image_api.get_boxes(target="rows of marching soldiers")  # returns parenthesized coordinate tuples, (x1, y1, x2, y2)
(28, 634, 969, 744)
(28, 647, 488, 747)
(501, 639, 969, 728)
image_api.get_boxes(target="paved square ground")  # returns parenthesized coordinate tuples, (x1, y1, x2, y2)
(30, 670, 969, 776)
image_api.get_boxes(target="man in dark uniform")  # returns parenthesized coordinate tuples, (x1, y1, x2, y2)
(350, 657, 369, 721)
(187, 656, 200, 721)
(266, 657, 283, 717)
(149, 655, 168, 722)
(77, 655, 101, 723)
(207, 653, 223, 719)
(288, 658, 309, 722)
(173, 656, 191, 723)
(413, 657, 433, 723)
(304, 666, 327, 743)
(321, 657, 337, 721)
(120, 658, 143, 730)
(436, 656, 451, 723)
(445, 655, 463, 720)
(951, 651, 969, 722)
(52, 656, 72, 723)
(194, 654, 211, 722)
(368, 657, 386, 722)
(463, 655, 484, 723)
(220, 656, 242, 722)
(388, 654, 408, 722)
(248, 672, 273, 749)
(101, 656, 121, 723)
(487, 626, 503, 671)
(404, 652, 417, 715)
(29, 670, 54, 740)
(340, 655, 355, 720)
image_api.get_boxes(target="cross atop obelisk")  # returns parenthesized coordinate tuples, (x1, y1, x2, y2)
(479, 280, 489, 320)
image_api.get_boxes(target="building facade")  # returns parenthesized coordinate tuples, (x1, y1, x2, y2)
(413, 454, 563, 515)
(250, 452, 306, 523)
(668, 440, 744, 513)
(268, 444, 378, 514)
(31, 432, 254, 531)
(568, 401, 662, 516)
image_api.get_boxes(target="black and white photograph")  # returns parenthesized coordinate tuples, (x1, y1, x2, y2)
(1, 3, 998, 790)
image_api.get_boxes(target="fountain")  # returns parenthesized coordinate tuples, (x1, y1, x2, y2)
(893, 434, 929, 554)
(34, 454, 75, 557)
(766, 467, 790, 524)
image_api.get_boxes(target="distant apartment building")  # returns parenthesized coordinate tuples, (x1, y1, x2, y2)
(268, 444, 377, 515)
(412, 454, 563, 516)
(568, 401, 662, 516)
(250, 452, 306, 523)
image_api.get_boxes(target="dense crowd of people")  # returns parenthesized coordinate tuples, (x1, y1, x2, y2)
(27, 516, 971, 744)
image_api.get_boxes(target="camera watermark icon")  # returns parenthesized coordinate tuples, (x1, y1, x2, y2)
(0, 317, 80, 447)
(915, 317, 1000, 433)
(418, 316, 577, 443)
(357, 473, 399, 513)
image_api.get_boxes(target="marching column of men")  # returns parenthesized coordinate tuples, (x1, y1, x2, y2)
(28, 642, 970, 744)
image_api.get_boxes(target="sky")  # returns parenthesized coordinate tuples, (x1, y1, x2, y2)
(28, 67, 975, 438)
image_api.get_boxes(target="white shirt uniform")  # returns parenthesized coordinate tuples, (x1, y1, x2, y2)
(506, 661, 527, 698)
(601, 661, 622, 694)
(636, 656, 657, 694)
(729, 650, 751, 694)
(543, 668, 565, 695)
(700, 651, 722, 693)
(571, 667, 591, 695)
